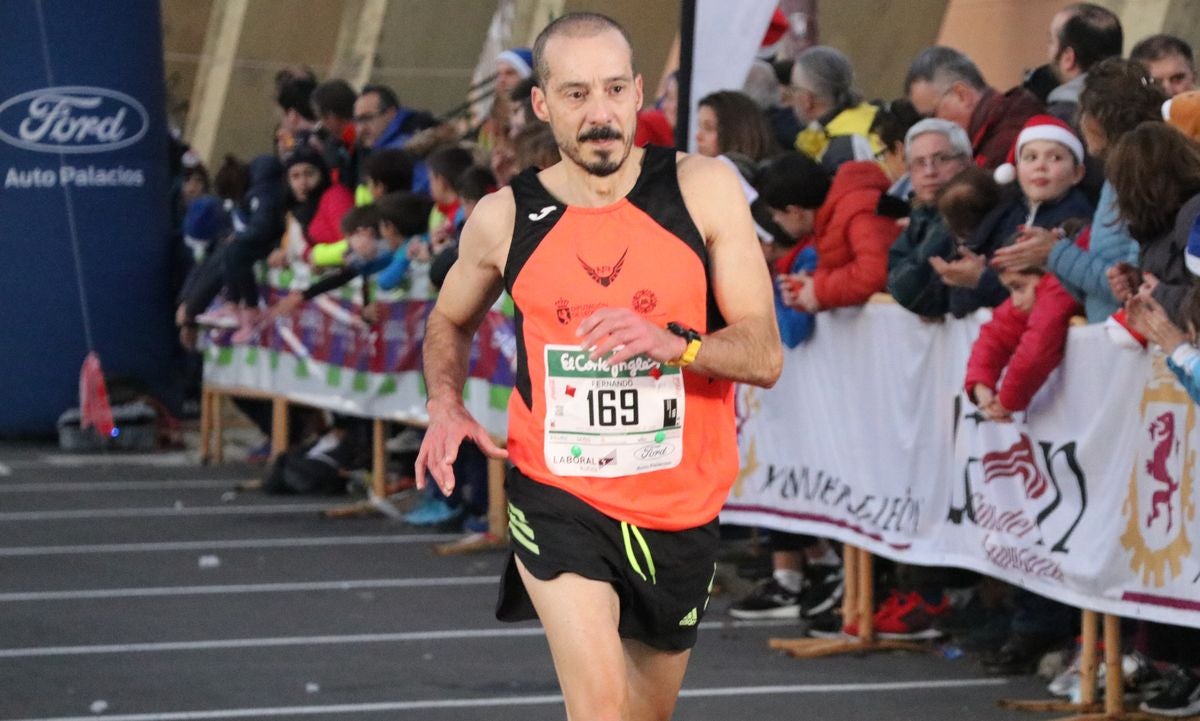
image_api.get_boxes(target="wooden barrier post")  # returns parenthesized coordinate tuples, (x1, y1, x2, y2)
(270, 396, 289, 458)
(842, 543, 859, 629)
(371, 419, 387, 499)
(199, 387, 213, 464)
(212, 389, 224, 464)
(858, 549, 875, 643)
(1103, 614, 1123, 718)
(1079, 609, 1099, 707)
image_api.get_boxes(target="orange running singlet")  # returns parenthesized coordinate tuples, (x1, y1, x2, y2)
(503, 146, 736, 531)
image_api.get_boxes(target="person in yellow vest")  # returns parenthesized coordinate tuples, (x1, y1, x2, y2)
(788, 46, 882, 174)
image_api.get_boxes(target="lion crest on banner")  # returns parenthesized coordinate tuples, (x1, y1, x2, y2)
(1120, 355, 1197, 587)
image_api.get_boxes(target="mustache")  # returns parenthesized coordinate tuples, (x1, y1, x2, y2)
(578, 126, 623, 143)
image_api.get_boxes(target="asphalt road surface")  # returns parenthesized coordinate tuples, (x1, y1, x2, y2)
(0, 443, 1051, 721)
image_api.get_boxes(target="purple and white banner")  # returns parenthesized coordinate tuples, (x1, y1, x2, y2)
(725, 301, 1200, 629)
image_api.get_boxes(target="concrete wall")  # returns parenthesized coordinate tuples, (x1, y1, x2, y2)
(821, 0, 951, 101)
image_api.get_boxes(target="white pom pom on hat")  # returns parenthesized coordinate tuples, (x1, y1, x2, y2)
(992, 114, 1085, 184)
(993, 162, 1016, 185)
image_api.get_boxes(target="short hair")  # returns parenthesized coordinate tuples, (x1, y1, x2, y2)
(905, 46, 987, 94)
(340, 204, 380, 235)
(514, 122, 561, 171)
(793, 46, 860, 110)
(426, 145, 475, 185)
(312, 79, 357, 120)
(742, 59, 781, 110)
(360, 84, 399, 112)
(364, 149, 415, 193)
(871, 98, 922, 151)
(375, 192, 434, 237)
(1131, 33, 1195, 65)
(1078, 58, 1166, 146)
(273, 65, 317, 95)
(212, 155, 248, 202)
(936, 166, 1000, 240)
(276, 77, 317, 121)
(904, 118, 973, 160)
(756, 151, 831, 210)
(1056, 3, 1123, 72)
(698, 90, 779, 161)
(452, 165, 497, 203)
(532, 12, 633, 86)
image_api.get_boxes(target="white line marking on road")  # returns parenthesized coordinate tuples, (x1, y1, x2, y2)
(0, 679, 1008, 720)
(0, 462, 11, 476)
(0, 503, 336, 522)
(0, 619, 793, 658)
(0, 479, 240, 493)
(0, 576, 498, 603)
(0, 534, 458, 556)
(0, 452, 196, 469)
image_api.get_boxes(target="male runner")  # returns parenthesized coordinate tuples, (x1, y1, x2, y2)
(416, 12, 782, 720)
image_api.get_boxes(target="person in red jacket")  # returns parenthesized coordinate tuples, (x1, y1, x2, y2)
(966, 263, 1081, 418)
(763, 153, 900, 312)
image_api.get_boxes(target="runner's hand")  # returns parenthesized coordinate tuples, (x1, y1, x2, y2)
(576, 307, 687, 366)
(416, 397, 508, 496)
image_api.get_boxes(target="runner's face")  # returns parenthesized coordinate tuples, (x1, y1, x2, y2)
(533, 29, 642, 177)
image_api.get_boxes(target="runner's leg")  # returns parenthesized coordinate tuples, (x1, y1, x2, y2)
(622, 638, 691, 721)
(515, 557, 628, 720)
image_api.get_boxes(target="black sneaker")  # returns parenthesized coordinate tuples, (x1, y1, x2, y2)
(981, 632, 1069, 676)
(1140, 666, 1200, 717)
(729, 578, 801, 619)
(805, 608, 848, 639)
(798, 565, 844, 619)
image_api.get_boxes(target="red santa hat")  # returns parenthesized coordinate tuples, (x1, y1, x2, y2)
(758, 9, 790, 58)
(993, 114, 1086, 185)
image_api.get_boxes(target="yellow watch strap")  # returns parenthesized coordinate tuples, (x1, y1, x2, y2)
(668, 337, 702, 367)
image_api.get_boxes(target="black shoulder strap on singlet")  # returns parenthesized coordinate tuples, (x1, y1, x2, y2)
(505, 169, 566, 295)
(626, 147, 726, 333)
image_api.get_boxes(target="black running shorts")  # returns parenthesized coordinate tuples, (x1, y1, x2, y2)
(495, 468, 719, 651)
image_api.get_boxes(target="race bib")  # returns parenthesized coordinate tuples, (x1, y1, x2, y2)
(543, 344, 685, 477)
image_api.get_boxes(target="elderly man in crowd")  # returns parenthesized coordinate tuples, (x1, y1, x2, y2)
(905, 46, 1042, 170)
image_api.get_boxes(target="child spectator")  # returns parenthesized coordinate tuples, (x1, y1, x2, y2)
(308, 148, 418, 268)
(965, 261, 1081, 418)
(767, 153, 901, 312)
(429, 166, 497, 290)
(992, 58, 1163, 324)
(415, 145, 474, 262)
(193, 155, 285, 333)
(934, 116, 1093, 319)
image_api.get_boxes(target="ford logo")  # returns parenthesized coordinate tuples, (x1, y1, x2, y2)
(0, 86, 149, 154)
(635, 444, 674, 461)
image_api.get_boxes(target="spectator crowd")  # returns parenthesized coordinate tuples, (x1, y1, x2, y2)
(166, 5, 1200, 715)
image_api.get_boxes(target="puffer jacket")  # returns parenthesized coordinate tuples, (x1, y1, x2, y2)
(1140, 192, 1200, 329)
(810, 160, 899, 309)
(964, 273, 1081, 412)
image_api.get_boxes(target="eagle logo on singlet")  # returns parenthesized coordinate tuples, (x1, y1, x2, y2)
(577, 248, 628, 287)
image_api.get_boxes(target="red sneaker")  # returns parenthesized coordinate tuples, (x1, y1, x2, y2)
(876, 591, 950, 640)
(842, 589, 908, 638)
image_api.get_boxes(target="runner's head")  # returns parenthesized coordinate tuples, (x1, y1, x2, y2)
(531, 12, 642, 177)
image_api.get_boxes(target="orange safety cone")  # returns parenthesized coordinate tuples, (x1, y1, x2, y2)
(79, 351, 115, 439)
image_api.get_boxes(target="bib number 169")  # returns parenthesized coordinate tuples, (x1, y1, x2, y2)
(587, 389, 639, 427)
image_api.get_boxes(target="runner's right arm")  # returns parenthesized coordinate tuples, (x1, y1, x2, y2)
(416, 190, 513, 494)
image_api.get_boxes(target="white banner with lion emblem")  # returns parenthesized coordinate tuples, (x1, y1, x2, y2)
(725, 302, 1200, 628)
